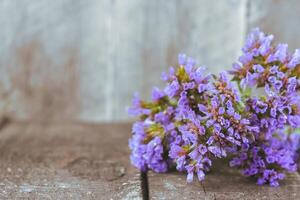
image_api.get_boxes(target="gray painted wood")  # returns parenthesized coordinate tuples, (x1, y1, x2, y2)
(247, 0, 300, 50)
(106, 0, 248, 121)
(0, 0, 255, 122)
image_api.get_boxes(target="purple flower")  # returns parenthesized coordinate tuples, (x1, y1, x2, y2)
(129, 121, 168, 173)
(185, 57, 196, 74)
(239, 53, 253, 65)
(129, 36, 300, 188)
(178, 54, 187, 65)
(183, 82, 195, 90)
(267, 43, 288, 63)
(253, 64, 265, 73)
(241, 72, 259, 88)
(145, 137, 168, 172)
(128, 93, 151, 116)
(230, 131, 298, 186)
(151, 87, 165, 101)
(129, 122, 148, 171)
(253, 99, 268, 114)
(161, 67, 176, 82)
(269, 65, 279, 74)
(242, 28, 266, 53)
(164, 79, 180, 98)
(287, 77, 297, 94)
(288, 49, 300, 68)
(258, 35, 274, 56)
(273, 80, 283, 91)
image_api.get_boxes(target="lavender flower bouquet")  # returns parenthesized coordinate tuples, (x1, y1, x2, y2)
(128, 28, 300, 187)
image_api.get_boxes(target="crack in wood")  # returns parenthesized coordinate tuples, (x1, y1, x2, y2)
(0, 116, 10, 131)
(140, 171, 149, 200)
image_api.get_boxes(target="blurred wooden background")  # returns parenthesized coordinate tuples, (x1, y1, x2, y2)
(0, 0, 299, 122)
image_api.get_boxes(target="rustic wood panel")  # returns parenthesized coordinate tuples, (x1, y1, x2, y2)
(247, 0, 300, 50)
(0, 0, 247, 122)
(0, 122, 300, 199)
(148, 160, 300, 200)
(0, 122, 141, 199)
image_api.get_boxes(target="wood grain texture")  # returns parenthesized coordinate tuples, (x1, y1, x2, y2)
(148, 160, 300, 200)
(247, 0, 300, 50)
(2, 0, 300, 122)
(0, 122, 141, 199)
(0, 122, 300, 199)
(0, 0, 247, 122)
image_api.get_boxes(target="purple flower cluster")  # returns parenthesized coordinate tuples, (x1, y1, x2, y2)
(230, 28, 300, 95)
(230, 130, 299, 187)
(229, 28, 300, 186)
(128, 90, 175, 173)
(128, 28, 300, 187)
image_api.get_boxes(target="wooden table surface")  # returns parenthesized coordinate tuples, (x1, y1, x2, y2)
(0, 122, 299, 200)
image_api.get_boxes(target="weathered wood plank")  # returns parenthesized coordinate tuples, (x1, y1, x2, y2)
(148, 160, 300, 200)
(247, 0, 300, 50)
(0, 0, 247, 122)
(2, 122, 299, 199)
(0, 122, 141, 199)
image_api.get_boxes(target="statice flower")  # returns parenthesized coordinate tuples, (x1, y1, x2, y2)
(128, 87, 176, 173)
(289, 132, 300, 170)
(128, 93, 151, 117)
(129, 121, 168, 172)
(230, 131, 298, 187)
(230, 28, 300, 95)
(159, 55, 257, 182)
(129, 53, 255, 181)
(246, 94, 300, 138)
(129, 28, 300, 187)
(228, 28, 300, 186)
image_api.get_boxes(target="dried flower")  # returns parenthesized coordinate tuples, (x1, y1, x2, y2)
(128, 28, 300, 187)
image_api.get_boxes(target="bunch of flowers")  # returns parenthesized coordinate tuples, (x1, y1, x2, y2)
(128, 28, 300, 187)
(229, 28, 300, 186)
